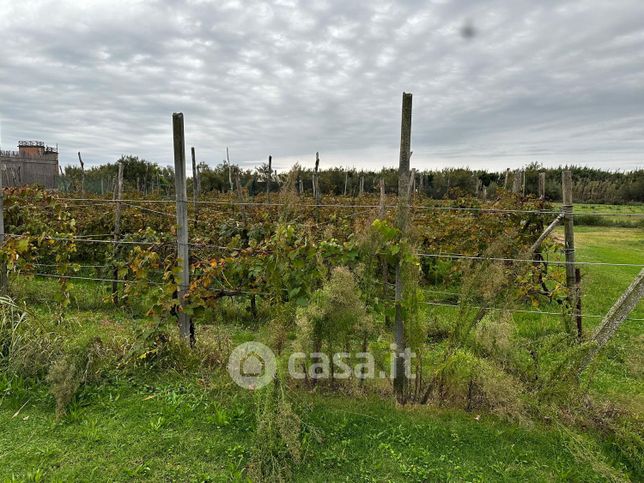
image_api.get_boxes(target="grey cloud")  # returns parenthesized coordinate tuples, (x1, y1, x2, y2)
(0, 0, 643, 172)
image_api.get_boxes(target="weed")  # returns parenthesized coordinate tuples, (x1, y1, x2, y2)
(247, 378, 302, 482)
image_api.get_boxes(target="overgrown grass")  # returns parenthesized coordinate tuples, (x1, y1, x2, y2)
(0, 373, 618, 481)
(0, 225, 642, 481)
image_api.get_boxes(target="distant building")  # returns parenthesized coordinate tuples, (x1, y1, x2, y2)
(0, 141, 59, 188)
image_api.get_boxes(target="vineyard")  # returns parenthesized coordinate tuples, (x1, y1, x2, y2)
(0, 101, 642, 481)
(1, 161, 643, 479)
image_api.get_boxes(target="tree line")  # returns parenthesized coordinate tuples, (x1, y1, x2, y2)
(62, 156, 643, 204)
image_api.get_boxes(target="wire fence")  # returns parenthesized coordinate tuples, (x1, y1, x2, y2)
(53, 196, 644, 217)
(4, 190, 643, 326)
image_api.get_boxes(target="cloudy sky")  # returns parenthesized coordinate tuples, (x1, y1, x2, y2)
(1, 0, 643, 172)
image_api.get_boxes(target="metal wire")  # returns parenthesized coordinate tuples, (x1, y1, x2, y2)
(32, 272, 163, 285)
(416, 252, 644, 268)
(5, 234, 171, 247)
(55, 197, 568, 215)
(423, 300, 644, 321)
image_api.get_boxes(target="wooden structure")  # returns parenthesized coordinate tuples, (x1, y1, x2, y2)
(0, 141, 59, 188)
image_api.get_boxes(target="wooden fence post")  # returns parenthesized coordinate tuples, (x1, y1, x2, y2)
(379, 178, 386, 217)
(191, 147, 200, 228)
(394, 92, 412, 404)
(173, 113, 193, 345)
(512, 169, 522, 194)
(0, 164, 7, 294)
(562, 170, 579, 334)
(314, 152, 321, 220)
(575, 268, 583, 339)
(77, 152, 85, 194)
(266, 155, 272, 198)
(578, 268, 644, 374)
(112, 161, 123, 304)
(538, 172, 546, 199)
(504, 168, 510, 190)
(226, 147, 233, 193)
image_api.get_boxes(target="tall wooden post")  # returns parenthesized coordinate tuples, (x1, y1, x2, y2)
(394, 92, 412, 403)
(226, 147, 233, 193)
(191, 147, 200, 228)
(504, 168, 510, 190)
(235, 169, 247, 223)
(379, 178, 386, 217)
(266, 155, 272, 198)
(173, 113, 193, 345)
(77, 152, 85, 194)
(314, 152, 321, 220)
(343, 171, 348, 196)
(0, 164, 7, 294)
(538, 172, 546, 199)
(512, 169, 522, 194)
(112, 162, 123, 304)
(562, 170, 578, 333)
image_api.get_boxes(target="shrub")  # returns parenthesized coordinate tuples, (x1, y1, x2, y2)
(248, 379, 302, 482)
(0, 296, 61, 380)
(430, 348, 526, 421)
(295, 267, 374, 370)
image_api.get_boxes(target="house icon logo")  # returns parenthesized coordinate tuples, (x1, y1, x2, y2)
(227, 342, 276, 389)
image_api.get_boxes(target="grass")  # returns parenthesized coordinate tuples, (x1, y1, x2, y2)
(554, 203, 644, 227)
(0, 225, 642, 481)
(0, 374, 615, 481)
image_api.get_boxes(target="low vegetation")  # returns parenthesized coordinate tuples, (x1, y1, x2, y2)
(0, 182, 642, 480)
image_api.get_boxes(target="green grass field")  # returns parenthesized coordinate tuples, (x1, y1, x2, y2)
(0, 225, 642, 481)
(555, 203, 644, 227)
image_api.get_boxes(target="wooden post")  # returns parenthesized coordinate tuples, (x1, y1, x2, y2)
(314, 152, 321, 219)
(512, 169, 522, 194)
(77, 152, 85, 194)
(235, 168, 247, 223)
(538, 172, 546, 199)
(343, 171, 348, 196)
(379, 178, 385, 217)
(578, 269, 644, 374)
(173, 113, 193, 345)
(0, 164, 7, 294)
(394, 92, 412, 404)
(191, 147, 199, 228)
(226, 147, 233, 193)
(266, 155, 272, 198)
(504, 168, 510, 190)
(530, 213, 564, 254)
(359, 174, 364, 196)
(562, 170, 578, 333)
(112, 162, 123, 304)
(575, 268, 583, 339)
(521, 169, 526, 196)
